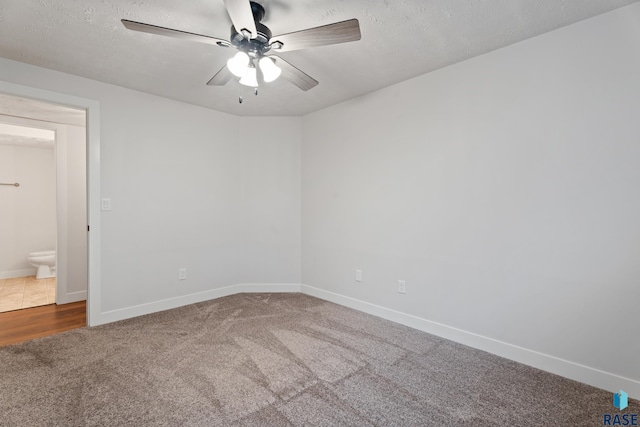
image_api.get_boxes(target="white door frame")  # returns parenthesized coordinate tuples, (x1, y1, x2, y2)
(0, 81, 101, 326)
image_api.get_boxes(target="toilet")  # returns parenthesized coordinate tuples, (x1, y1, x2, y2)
(27, 250, 56, 279)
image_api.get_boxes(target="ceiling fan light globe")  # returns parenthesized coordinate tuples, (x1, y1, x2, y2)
(259, 57, 282, 82)
(227, 52, 250, 77)
(239, 67, 258, 87)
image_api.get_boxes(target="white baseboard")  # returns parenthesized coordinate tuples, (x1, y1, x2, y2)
(56, 290, 87, 305)
(90, 282, 639, 399)
(94, 283, 302, 326)
(0, 268, 36, 279)
(301, 284, 640, 400)
(238, 283, 302, 293)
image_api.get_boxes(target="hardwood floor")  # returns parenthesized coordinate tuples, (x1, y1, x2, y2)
(0, 301, 86, 347)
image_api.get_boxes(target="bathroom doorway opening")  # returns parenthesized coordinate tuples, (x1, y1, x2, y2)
(0, 121, 58, 312)
(0, 81, 100, 327)
(0, 95, 87, 312)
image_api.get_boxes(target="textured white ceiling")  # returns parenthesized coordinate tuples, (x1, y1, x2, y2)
(0, 0, 638, 116)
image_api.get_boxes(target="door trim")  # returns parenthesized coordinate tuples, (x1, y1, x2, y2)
(0, 81, 101, 326)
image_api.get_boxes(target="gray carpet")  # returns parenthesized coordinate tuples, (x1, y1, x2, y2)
(0, 293, 637, 426)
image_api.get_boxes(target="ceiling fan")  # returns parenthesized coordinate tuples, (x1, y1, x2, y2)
(121, 0, 361, 94)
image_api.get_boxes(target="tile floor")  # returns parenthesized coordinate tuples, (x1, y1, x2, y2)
(0, 276, 56, 313)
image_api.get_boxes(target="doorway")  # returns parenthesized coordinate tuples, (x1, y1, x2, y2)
(0, 111, 86, 312)
(0, 81, 101, 327)
(0, 121, 57, 312)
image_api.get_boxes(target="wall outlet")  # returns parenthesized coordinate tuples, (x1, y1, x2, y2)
(355, 269, 362, 282)
(398, 280, 406, 294)
(178, 268, 187, 280)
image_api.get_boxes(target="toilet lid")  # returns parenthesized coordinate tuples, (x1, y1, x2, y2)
(29, 250, 55, 256)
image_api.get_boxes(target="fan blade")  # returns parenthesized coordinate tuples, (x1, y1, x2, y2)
(223, 0, 257, 39)
(207, 65, 233, 86)
(271, 56, 318, 91)
(122, 20, 230, 47)
(269, 19, 361, 52)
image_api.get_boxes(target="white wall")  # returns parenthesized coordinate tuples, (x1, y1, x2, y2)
(0, 141, 56, 277)
(0, 57, 301, 321)
(66, 125, 87, 295)
(57, 123, 88, 302)
(302, 4, 640, 395)
(98, 100, 301, 314)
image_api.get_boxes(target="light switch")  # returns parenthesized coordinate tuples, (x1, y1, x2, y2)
(101, 198, 112, 211)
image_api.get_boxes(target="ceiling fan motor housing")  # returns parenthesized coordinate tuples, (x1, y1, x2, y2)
(229, 1, 271, 57)
(230, 23, 271, 53)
